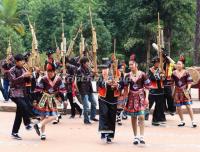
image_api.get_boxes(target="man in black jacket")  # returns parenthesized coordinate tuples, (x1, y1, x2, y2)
(8, 54, 32, 140)
(76, 57, 98, 124)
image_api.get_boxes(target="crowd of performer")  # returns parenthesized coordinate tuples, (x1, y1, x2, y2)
(0, 49, 197, 145)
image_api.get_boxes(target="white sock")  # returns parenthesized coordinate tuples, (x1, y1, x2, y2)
(192, 121, 196, 124)
(41, 132, 45, 136)
(37, 123, 42, 128)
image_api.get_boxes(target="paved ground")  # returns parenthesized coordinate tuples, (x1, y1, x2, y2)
(0, 112, 200, 152)
(0, 88, 200, 151)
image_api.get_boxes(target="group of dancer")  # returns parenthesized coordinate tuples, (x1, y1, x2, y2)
(97, 52, 197, 144)
(0, 48, 197, 145)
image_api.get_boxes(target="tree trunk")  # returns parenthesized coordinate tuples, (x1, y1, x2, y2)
(146, 35, 151, 72)
(194, 0, 200, 66)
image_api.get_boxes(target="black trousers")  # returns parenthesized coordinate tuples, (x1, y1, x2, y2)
(99, 98, 117, 138)
(164, 86, 176, 113)
(11, 97, 31, 134)
(67, 92, 82, 116)
(149, 94, 166, 122)
(0, 78, 6, 100)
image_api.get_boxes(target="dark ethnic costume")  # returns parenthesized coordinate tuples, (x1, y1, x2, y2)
(171, 70, 193, 107)
(33, 74, 66, 116)
(123, 71, 150, 116)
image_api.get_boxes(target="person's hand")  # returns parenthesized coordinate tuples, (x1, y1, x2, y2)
(111, 81, 118, 88)
(160, 71, 165, 78)
(23, 71, 32, 77)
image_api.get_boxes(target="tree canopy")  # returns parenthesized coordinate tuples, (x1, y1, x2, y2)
(0, 0, 197, 67)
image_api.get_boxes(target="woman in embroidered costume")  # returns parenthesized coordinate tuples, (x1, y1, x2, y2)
(171, 56, 197, 127)
(33, 63, 66, 140)
(121, 55, 150, 145)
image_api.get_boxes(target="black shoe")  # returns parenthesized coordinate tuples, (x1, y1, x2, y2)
(41, 135, 46, 140)
(192, 122, 197, 128)
(91, 118, 99, 122)
(169, 111, 175, 116)
(25, 124, 32, 131)
(84, 121, 92, 125)
(69, 115, 75, 119)
(116, 118, 120, 122)
(139, 138, 145, 144)
(58, 114, 62, 119)
(4, 99, 9, 102)
(152, 121, 160, 126)
(122, 115, 128, 120)
(11, 133, 22, 140)
(52, 120, 59, 124)
(133, 138, 140, 145)
(178, 122, 185, 127)
(34, 124, 41, 136)
(118, 121, 122, 126)
(52, 117, 60, 124)
(106, 137, 112, 144)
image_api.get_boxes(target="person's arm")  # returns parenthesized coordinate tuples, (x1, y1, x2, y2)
(187, 84, 192, 91)
(8, 68, 26, 85)
(186, 71, 193, 91)
(76, 68, 82, 90)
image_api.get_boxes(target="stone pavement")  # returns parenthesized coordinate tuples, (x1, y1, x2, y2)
(0, 112, 200, 152)
(0, 88, 200, 151)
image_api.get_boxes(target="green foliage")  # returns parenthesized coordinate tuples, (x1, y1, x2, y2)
(0, 0, 25, 35)
(0, 0, 197, 67)
(0, 25, 25, 59)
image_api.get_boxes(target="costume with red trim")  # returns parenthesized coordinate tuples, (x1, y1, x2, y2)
(171, 56, 193, 106)
(123, 71, 150, 116)
(97, 57, 122, 140)
(147, 56, 166, 124)
(33, 63, 66, 116)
